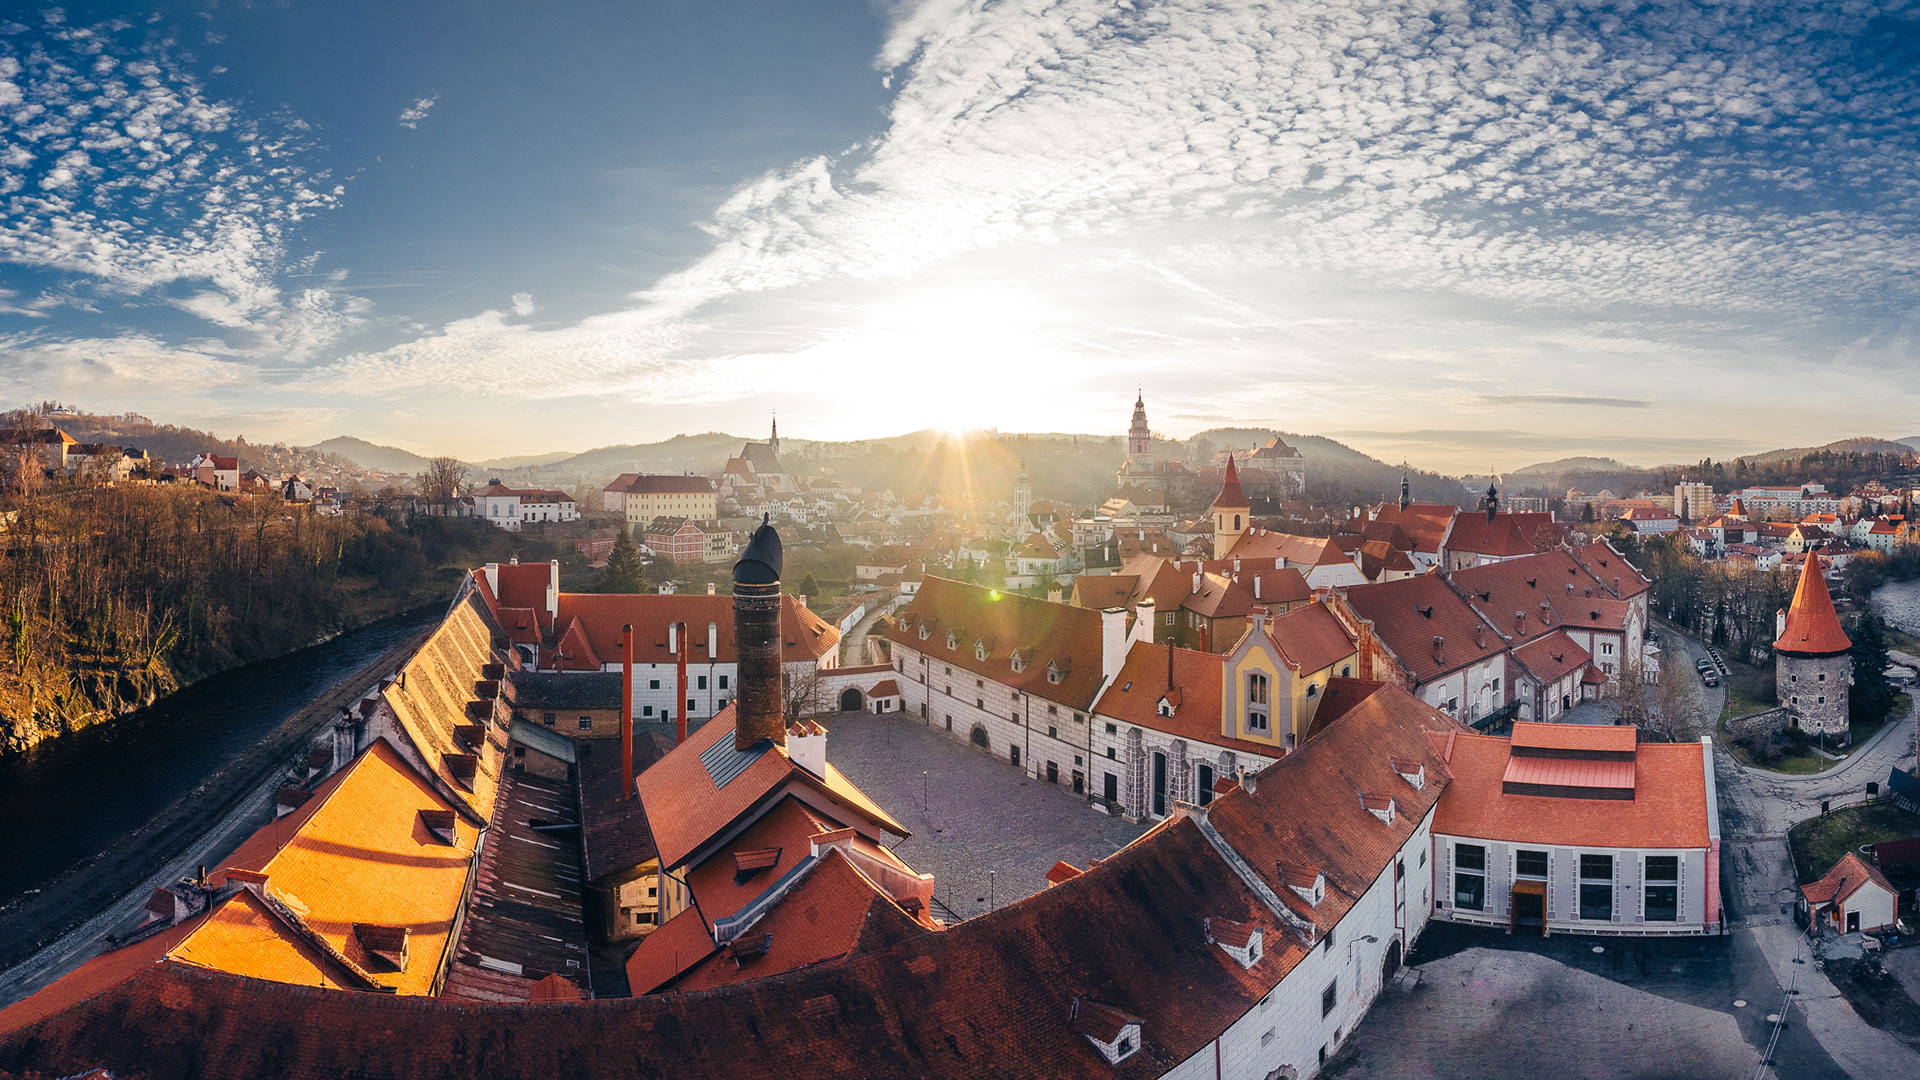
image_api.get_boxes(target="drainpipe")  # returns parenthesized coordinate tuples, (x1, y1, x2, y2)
(675, 622, 691, 746)
(620, 624, 634, 799)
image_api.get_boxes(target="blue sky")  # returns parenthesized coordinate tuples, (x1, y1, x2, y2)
(3, 1, 1919, 471)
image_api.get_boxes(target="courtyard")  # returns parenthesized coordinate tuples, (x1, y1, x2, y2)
(824, 709, 1148, 921)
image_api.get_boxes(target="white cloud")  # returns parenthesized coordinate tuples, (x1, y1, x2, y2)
(397, 94, 438, 129)
(510, 291, 535, 316)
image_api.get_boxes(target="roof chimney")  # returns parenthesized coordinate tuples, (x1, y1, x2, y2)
(732, 516, 787, 751)
(620, 624, 634, 797)
(1100, 607, 1128, 682)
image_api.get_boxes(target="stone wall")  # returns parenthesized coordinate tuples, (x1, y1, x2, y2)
(1776, 650, 1852, 740)
(1724, 706, 1789, 741)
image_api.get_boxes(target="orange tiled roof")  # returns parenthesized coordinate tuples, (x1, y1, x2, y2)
(1510, 631, 1594, 685)
(887, 577, 1108, 709)
(1267, 602, 1356, 675)
(1568, 541, 1650, 600)
(1801, 851, 1895, 906)
(381, 591, 505, 820)
(1210, 455, 1246, 509)
(1774, 552, 1851, 655)
(1431, 733, 1709, 849)
(1090, 643, 1283, 757)
(1450, 550, 1631, 644)
(1509, 720, 1636, 753)
(548, 592, 839, 666)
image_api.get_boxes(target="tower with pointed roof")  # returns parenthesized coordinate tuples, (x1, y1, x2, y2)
(1399, 468, 1411, 512)
(1211, 455, 1249, 560)
(1774, 550, 1853, 742)
(1012, 460, 1033, 525)
(1113, 390, 1167, 511)
(768, 413, 779, 457)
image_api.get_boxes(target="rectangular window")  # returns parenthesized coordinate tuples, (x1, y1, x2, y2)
(1644, 856, 1679, 921)
(1321, 980, 1337, 1017)
(1579, 854, 1614, 920)
(578, 717, 592, 731)
(542, 712, 555, 724)
(697, 675, 708, 690)
(719, 675, 729, 689)
(1047, 726, 1057, 739)
(1454, 843, 1486, 911)
(648, 679, 660, 690)
(1515, 849, 1548, 879)
(642, 705, 653, 717)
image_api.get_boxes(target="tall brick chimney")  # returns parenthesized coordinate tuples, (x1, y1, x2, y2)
(620, 624, 634, 800)
(733, 516, 786, 751)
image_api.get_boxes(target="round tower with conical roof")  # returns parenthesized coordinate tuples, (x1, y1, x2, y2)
(1774, 550, 1853, 742)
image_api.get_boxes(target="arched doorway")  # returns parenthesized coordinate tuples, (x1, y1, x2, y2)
(839, 687, 863, 712)
(969, 725, 990, 750)
(1381, 939, 1402, 984)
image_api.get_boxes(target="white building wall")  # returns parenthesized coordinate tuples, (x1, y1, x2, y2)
(1431, 834, 1710, 935)
(1160, 809, 1435, 1080)
(890, 642, 1097, 786)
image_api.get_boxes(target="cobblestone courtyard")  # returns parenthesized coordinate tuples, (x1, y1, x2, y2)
(825, 710, 1147, 921)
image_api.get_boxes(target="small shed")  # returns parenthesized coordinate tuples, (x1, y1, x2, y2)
(1800, 852, 1899, 934)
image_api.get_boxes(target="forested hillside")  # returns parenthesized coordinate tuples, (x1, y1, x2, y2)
(0, 486, 555, 753)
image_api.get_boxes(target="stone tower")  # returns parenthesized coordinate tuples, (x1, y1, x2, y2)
(1211, 455, 1248, 560)
(732, 515, 787, 751)
(1774, 550, 1853, 743)
(768, 413, 779, 456)
(1125, 390, 1153, 474)
(1013, 460, 1033, 524)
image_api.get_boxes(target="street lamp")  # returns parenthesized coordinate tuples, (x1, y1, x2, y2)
(1347, 934, 1379, 964)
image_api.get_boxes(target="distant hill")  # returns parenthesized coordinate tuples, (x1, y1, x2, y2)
(1892, 436, 1920, 453)
(1510, 456, 1633, 477)
(1732, 436, 1917, 466)
(477, 450, 577, 470)
(308, 436, 442, 475)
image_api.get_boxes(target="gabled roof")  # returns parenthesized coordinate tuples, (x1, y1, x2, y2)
(1210, 455, 1247, 510)
(1207, 682, 1459, 934)
(1449, 550, 1633, 645)
(546, 592, 839, 665)
(1510, 631, 1594, 685)
(1225, 531, 1352, 568)
(1774, 552, 1851, 656)
(634, 706, 906, 873)
(1567, 541, 1651, 600)
(1090, 643, 1274, 756)
(1442, 512, 1537, 559)
(381, 592, 506, 820)
(1341, 574, 1503, 685)
(1368, 502, 1455, 554)
(1801, 851, 1895, 906)
(1267, 603, 1356, 676)
(888, 577, 1107, 709)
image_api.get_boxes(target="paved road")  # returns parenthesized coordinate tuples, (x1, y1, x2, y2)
(1661, 620, 1920, 1078)
(838, 595, 895, 667)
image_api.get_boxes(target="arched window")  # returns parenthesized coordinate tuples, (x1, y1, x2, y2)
(1246, 672, 1269, 733)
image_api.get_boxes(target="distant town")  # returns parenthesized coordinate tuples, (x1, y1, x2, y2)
(1, 394, 1918, 1080)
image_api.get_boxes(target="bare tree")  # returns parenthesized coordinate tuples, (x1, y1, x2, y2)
(1602, 656, 1654, 730)
(1645, 652, 1711, 743)
(417, 456, 466, 508)
(783, 668, 829, 724)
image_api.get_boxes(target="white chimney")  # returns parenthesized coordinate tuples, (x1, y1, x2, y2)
(482, 562, 499, 595)
(1776, 608, 1786, 639)
(788, 720, 828, 778)
(707, 582, 716, 596)
(1134, 600, 1156, 644)
(1253, 575, 1262, 601)
(1101, 607, 1129, 681)
(668, 623, 678, 655)
(708, 621, 719, 656)
(547, 559, 561, 618)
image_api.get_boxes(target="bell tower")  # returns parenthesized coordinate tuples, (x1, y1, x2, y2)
(1211, 455, 1249, 560)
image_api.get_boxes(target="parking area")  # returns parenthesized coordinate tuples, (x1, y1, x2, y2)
(824, 710, 1147, 921)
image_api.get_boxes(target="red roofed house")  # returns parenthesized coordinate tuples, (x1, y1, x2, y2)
(191, 453, 240, 491)
(469, 479, 579, 531)
(473, 559, 840, 731)
(1800, 852, 1898, 934)
(887, 576, 1151, 791)
(1338, 573, 1512, 727)
(1448, 549, 1643, 691)
(1774, 551, 1853, 743)
(1430, 721, 1722, 936)
(643, 515, 735, 565)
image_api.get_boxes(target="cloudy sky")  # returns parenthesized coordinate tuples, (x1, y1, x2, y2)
(3, 0, 1918, 471)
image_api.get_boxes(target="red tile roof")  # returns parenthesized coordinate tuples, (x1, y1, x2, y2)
(1210, 455, 1246, 509)
(1431, 733, 1709, 849)
(1774, 552, 1851, 655)
(1092, 643, 1280, 757)
(1340, 574, 1503, 685)
(1568, 541, 1650, 600)
(1443, 512, 1536, 558)
(1500, 754, 1635, 792)
(634, 706, 906, 873)
(888, 576, 1108, 709)
(1207, 682, 1460, 933)
(1509, 720, 1636, 754)
(548, 592, 839, 665)
(1510, 630, 1594, 685)
(380, 592, 506, 821)
(1267, 602, 1356, 675)
(1801, 851, 1895, 906)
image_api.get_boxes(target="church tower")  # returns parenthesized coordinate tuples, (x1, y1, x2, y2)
(1211, 455, 1249, 560)
(1125, 390, 1153, 474)
(1013, 460, 1033, 524)
(768, 413, 779, 456)
(1399, 468, 1411, 511)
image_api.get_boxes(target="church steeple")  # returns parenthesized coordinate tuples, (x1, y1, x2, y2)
(1399, 465, 1411, 511)
(769, 412, 779, 456)
(1481, 475, 1499, 522)
(1211, 455, 1248, 560)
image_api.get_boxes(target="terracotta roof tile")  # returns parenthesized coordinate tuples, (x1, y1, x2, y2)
(1341, 574, 1502, 685)
(1802, 851, 1895, 906)
(889, 577, 1108, 709)
(1774, 552, 1851, 655)
(1432, 733, 1708, 849)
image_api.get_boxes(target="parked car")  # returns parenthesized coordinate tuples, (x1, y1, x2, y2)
(1701, 671, 1720, 687)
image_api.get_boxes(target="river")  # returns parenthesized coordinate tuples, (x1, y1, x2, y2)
(1874, 577, 1920, 639)
(0, 605, 439, 906)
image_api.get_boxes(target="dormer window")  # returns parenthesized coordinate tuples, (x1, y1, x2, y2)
(946, 632, 959, 650)
(1389, 757, 1425, 790)
(975, 644, 988, 661)
(1277, 862, 1325, 906)
(1205, 916, 1264, 969)
(1361, 793, 1396, 824)
(1070, 998, 1142, 1065)
(1046, 658, 1069, 685)
(918, 623, 931, 641)
(1157, 697, 1175, 718)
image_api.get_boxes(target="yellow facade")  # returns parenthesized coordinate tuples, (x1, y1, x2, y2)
(625, 489, 720, 528)
(1220, 646, 1289, 750)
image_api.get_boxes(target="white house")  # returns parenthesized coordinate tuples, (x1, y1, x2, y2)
(1800, 852, 1899, 935)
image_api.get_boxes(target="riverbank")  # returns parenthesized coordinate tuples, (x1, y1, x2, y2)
(0, 609, 434, 975)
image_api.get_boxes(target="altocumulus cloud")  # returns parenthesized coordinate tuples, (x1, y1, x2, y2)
(328, 0, 1920, 423)
(398, 94, 439, 129)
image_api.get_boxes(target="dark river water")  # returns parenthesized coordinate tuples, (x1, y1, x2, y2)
(1875, 578, 1920, 640)
(0, 605, 439, 905)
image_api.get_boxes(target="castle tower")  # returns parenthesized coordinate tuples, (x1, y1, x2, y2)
(1399, 467, 1411, 511)
(1125, 390, 1153, 473)
(1013, 460, 1033, 524)
(1211, 455, 1248, 560)
(1774, 550, 1853, 743)
(732, 515, 787, 751)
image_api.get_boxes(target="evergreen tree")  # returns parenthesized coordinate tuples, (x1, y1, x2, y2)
(1580, 502, 1595, 523)
(800, 573, 821, 600)
(1849, 606, 1896, 724)
(600, 526, 647, 593)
